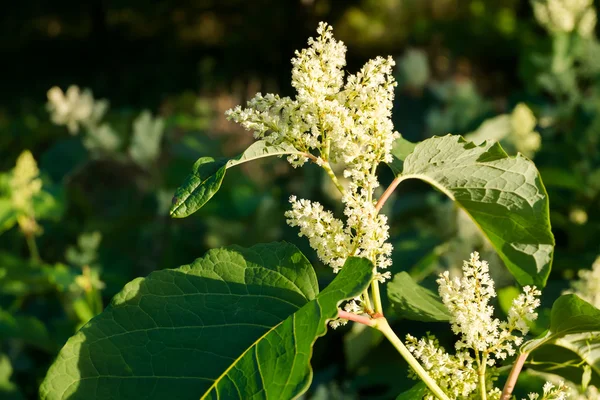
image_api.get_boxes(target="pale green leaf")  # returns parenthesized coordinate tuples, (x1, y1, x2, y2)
(387, 136, 417, 175)
(523, 294, 600, 353)
(387, 272, 450, 322)
(400, 135, 554, 287)
(170, 141, 303, 218)
(40, 242, 373, 400)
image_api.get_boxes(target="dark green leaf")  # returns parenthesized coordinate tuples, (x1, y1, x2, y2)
(396, 382, 427, 400)
(41, 243, 373, 400)
(387, 272, 450, 322)
(400, 135, 554, 287)
(0, 310, 54, 352)
(170, 141, 303, 218)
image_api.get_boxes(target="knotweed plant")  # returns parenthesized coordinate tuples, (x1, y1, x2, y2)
(41, 21, 600, 400)
(405, 253, 560, 400)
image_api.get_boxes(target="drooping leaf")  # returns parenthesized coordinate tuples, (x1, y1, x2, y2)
(387, 136, 417, 175)
(523, 294, 600, 353)
(170, 141, 304, 218)
(396, 382, 427, 400)
(387, 272, 450, 322)
(400, 135, 554, 287)
(40, 242, 373, 400)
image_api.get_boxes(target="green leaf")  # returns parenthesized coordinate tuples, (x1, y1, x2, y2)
(343, 323, 384, 371)
(400, 135, 554, 287)
(41, 242, 373, 400)
(170, 141, 303, 218)
(0, 198, 17, 235)
(396, 382, 427, 400)
(387, 136, 417, 175)
(387, 272, 451, 322)
(0, 310, 54, 352)
(523, 294, 600, 353)
(526, 337, 600, 389)
(0, 354, 23, 400)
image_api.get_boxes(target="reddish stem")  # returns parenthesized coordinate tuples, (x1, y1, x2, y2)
(337, 309, 377, 327)
(500, 352, 529, 400)
(375, 176, 403, 213)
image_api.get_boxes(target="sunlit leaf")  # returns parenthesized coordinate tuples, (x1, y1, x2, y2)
(170, 141, 303, 218)
(400, 135, 554, 287)
(41, 242, 373, 400)
(387, 272, 450, 322)
(523, 294, 600, 353)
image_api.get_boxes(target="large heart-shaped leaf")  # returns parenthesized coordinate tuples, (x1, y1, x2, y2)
(400, 135, 554, 287)
(523, 294, 600, 353)
(387, 272, 450, 322)
(40, 242, 373, 400)
(170, 141, 303, 218)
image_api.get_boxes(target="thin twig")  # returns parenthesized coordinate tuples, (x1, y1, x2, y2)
(500, 352, 529, 400)
(337, 309, 376, 327)
(375, 175, 404, 213)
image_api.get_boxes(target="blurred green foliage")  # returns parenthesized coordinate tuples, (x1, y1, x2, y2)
(1, 0, 600, 398)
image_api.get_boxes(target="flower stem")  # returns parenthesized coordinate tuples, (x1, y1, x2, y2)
(371, 278, 383, 315)
(375, 318, 450, 400)
(362, 289, 373, 313)
(375, 175, 404, 213)
(322, 162, 345, 196)
(338, 309, 376, 327)
(478, 354, 488, 400)
(500, 352, 529, 400)
(26, 234, 40, 263)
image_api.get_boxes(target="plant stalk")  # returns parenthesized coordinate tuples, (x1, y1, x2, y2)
(26, 234, 40, 263)
(338, 310, 376, 327)
(322, 162, 346, 196)
(500, 352, 529, 400)
(375, 175, 404, 213)
(477, 353, 487, 400)
(376, 318, 450, 400)
(371, 277, 383, 315)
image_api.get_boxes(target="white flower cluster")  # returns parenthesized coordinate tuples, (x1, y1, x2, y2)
(510, 103, 541, 158)
(47, 86, 120, 153)
(531, 0, 597, 37)
(438, 252, 541, 359)
(405, 334, 493, 400)
(227, 23, 397, 281)
(525, 381, 568, 400)
(406, 252, 542, 399)
(570, 256, 600, 308)
(285, 195, 352, 272)
(226, 22, 398, 171)
(47, 86, 108, 134)
(10, 150, 43, 236)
